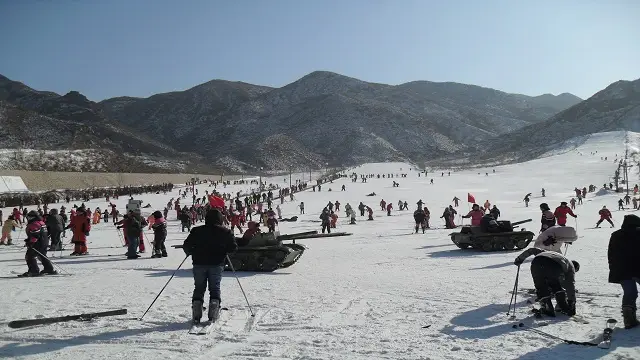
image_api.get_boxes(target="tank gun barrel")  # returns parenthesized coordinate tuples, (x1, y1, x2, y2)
(511, 219, 532, 226)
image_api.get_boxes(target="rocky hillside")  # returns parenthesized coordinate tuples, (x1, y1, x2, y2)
(476, 78, 640, 164)
(1, 72, 583, 172)
(99, 71, 581, 170)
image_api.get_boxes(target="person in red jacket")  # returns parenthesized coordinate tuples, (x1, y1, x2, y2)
(596, 206, 614, 228)
(554, 202, 577, 226)
(230, 211, 242, 234)
(386, 203, 393, 216)
(380, 199, 386, 211)
(66, 207, 90, 255)
(463, 204, 484, 226)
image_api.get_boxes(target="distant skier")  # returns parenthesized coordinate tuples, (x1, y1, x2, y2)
(299, 202, 305, 215)
(541, 188, 546, 197)
(452, 197, 460, 207)
(151, 211, 168, 258)
(596, 206, 614, 228)
(366, 206, 374, 221)
(514, 248, 579, 317)
(386, 203, 393, 216)
(618, 199, 625, 211)
(524, 194, 531, 207)
(182, 209, 237, 325)
(380, 199, 386, 211)
(359, 202, 366, 216)
(490, 205, 501, 220)
(417, 199, 424, 210)
(320, 208, 331, 234)
(569, 198, 577, 210)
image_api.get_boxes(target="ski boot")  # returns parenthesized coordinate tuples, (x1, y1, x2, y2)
(622, 305, 640, 329)
(18, 271, 41, 277)
(554, 291, 573, 316)
(192, 300, 204, 324)
(538, 296, 556, 317)
(161, 250, 168, 257)
(40, 269, 58, 275)
(208, 299, 221, 322)
(151, 251, 162, 258)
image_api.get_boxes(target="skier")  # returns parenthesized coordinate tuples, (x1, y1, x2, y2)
(183, 209, 238, 325)
(320, 208, 331, 233)
(122, 211, 143, 259)
(483, 200, 491, 212)
(266, 208, 278, 233)
(20, 211, 56, 277)
(514, 248, 579, 317)
(299, 202, 305, 215)
(335, 201, 340, 212)
(398, 200, 403, 211)
(569, 198, 576, 210)
(341, 184, 346, 191)
(524, 194, 531, 207)
(359, 202, 366, 216)
(330, 211, 338, 229)
(417, 199, 424, 210)
(45, 208, 64, 251)
(386, 203, 393, 216)
(0, 215, 20, 245)
(441, 207, 454, 229)
(596, 206, 614, 228)
(66, 207, 90, 256)
(618, 199, 625, 211)
(151, 211, 168, 258)
(554, 202, 577, 226)
(180, 207, 192, 232)
(366, 206, 374, 220)
(380, 199, 386, 211)
(452, 197, 459, 207)
(607, 214, 640, 329)
(539, 203, 556, 232)
(541, 188, 546, 197)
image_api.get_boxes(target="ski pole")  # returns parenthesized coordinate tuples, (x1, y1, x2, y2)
(508, 265, 520, 318)
(225, 254, 255, 317)
(31, 247, 70, 274)
(139, 255, 189, 321)
(563, 243, 569, 256)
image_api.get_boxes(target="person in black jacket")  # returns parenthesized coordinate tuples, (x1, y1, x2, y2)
(320, 208, 331, 234)
(183, 209, 237, 324)
(413, 209, 427, 233)
(46, 208, 64, 251)
(608, 214, 640, 329)
(180, 206, 191, 232)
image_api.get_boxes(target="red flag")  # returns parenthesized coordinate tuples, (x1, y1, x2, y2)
(467, 193, 476, 203)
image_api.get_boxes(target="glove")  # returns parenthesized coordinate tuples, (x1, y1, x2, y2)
(543, 236, 557, 246)
(514, 259, 523, 266)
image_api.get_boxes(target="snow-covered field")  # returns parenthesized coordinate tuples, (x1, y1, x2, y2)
(0, 131, 638, 359)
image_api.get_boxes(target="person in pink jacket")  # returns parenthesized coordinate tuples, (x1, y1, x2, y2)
(463, 204, 485, 226)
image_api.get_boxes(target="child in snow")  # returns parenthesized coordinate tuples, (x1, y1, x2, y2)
(1, 215, 21, 245)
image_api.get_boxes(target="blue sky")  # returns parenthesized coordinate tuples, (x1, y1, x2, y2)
(1, 0, 638, 101)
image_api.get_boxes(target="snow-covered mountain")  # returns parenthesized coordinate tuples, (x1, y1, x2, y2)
(1, 72, 582, 172)
(478, 78, 640, 164)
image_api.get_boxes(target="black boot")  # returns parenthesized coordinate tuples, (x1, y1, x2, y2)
(622, 305, 640, 329)
(192, 300, 203, 324)
(555, 291, 572, 316)
(539, 296, 556, 317)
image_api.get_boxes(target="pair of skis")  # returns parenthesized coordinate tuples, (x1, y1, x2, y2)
(188, 321, 216, 335)
(513, 317, 617, 349)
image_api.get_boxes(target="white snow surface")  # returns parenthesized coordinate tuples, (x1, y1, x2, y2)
(1, 131, 639, 359)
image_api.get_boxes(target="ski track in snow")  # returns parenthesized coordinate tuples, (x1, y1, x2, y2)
(0, 130, 639, 359)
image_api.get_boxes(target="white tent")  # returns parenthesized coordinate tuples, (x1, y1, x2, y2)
(0, 176, 29, 193)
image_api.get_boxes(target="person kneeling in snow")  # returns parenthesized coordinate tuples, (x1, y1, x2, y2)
(183, 209, 237, 325)
(514, 248, 579, 317)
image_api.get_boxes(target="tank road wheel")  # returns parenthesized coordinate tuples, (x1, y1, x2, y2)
(482, 242, 493, 252)
(503, 242, 515, 250)
(515, 237, 528, 250)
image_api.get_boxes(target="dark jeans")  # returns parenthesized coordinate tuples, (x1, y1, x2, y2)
(127, 236, 139, 258)
(621, 278, 640, 307)
(26, 245, 54, 273)
(49, 231, 62, 250)
(530, 256, 564, 300)
(192, 265, 224, 303)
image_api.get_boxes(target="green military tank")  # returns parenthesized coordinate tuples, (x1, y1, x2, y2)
(449, 219, 534, 252)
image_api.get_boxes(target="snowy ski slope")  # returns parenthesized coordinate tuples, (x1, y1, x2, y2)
(0, 131, 638, 359)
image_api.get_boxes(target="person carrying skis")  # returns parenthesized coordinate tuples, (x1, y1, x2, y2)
(539, 203, 556, 232)
(554, 202, 577, 226)
(414, 209, 427, 233)
(462, 204, 484, 226)
(20, 211, 56, 277)
(607, 214, 640, 329)
(151, 211, 167, 258)
(183, 209, 238, 325)
(596, 206, 614, 228)
(514, 248, 579, 317)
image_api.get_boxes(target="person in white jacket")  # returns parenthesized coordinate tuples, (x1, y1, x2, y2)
(534, 225, 578, 253)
